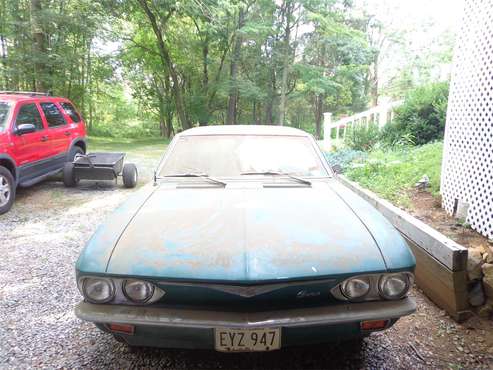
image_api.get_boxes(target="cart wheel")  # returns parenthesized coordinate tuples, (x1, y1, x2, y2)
(122, 163, 138, 188)
(63, 162, 79, 187)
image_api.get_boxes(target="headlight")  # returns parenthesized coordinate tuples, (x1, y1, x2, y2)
(82, 278, 115, 303)
(341, 276, 371, 299)
(123, 279, 155, 303)
(379, 273, 410, 299)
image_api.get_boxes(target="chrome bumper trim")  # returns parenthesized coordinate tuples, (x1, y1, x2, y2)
(75, 297, 415, 329)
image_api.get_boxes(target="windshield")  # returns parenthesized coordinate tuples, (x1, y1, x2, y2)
(0, 102, 11, 132)
(159, 135, 328, 177)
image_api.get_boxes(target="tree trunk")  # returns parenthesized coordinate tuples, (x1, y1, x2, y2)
(0, 35, 7, 89)
(164, 74, 174, 138)
(30, 0, 47, 92)
(87, 40, 93, 131)
(226, 8, 245, 125)
(138, 0, 191, 131)
(314, 94, 324, 139)
(277, 0, 294, 126)
(265, 65, 276, 124)
(199, 37, 209, 126)
(370, 57, 378, 106)
(252, 101, 256, 124)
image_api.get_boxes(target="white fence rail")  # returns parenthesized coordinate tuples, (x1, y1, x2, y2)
(322, 100, 402, 149)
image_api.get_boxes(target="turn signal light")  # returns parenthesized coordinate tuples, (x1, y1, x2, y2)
(360, 320, 388, 331)
(107, 323, 135, 335)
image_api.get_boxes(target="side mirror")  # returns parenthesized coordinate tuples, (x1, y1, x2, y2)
(15, 123, 36, 135)
(331, 164, 343, 174)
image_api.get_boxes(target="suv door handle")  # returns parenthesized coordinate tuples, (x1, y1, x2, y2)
(64, 131, 71, 136)
(40, 135, 48, 142)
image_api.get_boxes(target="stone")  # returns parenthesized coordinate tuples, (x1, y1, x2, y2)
(482, 263, 493, 298)
(455, 200, 469, 220)
(467, 247, 485, 280)
(478, 299, 493, 318)
(479, 305, 493, 319)
(468, 280, 485, 306)
(487, 247, 493, 263)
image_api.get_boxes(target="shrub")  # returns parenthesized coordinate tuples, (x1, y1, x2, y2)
(345, 141, 443, 207)
(324, 149, 367, 172)
(89, 119, 161, 138)
(381, 82, 449, 146)
(344, 122, 380, 151)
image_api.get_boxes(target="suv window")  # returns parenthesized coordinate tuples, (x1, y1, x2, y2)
(60, 102, 81, 123)
(40, 102, 66, 127)
(16, 103, 44, 131)
(0, 102, 11, 132)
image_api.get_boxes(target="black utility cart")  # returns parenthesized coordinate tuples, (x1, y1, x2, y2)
(63, 152, 138, 188)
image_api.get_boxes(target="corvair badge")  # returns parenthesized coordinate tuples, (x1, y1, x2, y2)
(296, 290, 321, 299)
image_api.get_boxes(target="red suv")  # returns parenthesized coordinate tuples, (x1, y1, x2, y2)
(0, 92, 87, 214)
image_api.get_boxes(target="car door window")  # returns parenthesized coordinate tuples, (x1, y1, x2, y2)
(40, 102, 66, 127)
(16, 103, 44, 131)
(60, 102, 81, 123)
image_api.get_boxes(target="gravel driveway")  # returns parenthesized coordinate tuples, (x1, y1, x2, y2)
(1, 140, 493, 369)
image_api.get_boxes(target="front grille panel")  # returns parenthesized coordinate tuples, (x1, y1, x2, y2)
(150, 278, 342, 311)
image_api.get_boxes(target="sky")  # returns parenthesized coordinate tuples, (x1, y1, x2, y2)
(361, 0, 464, 32)
(354, 0, 464, 93)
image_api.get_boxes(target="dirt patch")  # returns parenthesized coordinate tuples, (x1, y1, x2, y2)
(407, 189, 492, 251)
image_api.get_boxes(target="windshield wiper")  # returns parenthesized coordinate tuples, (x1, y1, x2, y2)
(159, 173, 227, 186)
(241, 171, 311, 186)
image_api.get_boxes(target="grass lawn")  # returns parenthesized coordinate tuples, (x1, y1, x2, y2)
(344, 142, 443, 208)
(87, 136, 169, 154)
(86, 136, 170, 181)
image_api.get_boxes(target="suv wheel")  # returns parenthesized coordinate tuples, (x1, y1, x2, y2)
(0, 166, 15, 215)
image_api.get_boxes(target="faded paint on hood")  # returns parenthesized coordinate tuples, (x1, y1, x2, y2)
(76, 185, 156, 273)
(103, 181, 387, 282)
(329, 181, 416, 271)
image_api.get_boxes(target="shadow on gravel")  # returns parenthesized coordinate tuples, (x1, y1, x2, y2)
(121, 340, 365, 369)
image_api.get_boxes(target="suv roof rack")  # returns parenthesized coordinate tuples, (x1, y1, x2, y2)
(0, 91, 51, 96)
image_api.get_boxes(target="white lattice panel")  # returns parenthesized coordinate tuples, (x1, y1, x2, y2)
(441, 0, 493, 239)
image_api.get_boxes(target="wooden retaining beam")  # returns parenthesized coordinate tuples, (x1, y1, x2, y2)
(338, 176, 471, 322)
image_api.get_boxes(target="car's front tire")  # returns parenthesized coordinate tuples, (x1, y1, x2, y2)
(0, 166, 15, 215)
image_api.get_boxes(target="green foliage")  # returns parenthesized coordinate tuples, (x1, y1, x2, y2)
(345, 142, 443, 207)
(381, 82, 449, 146)
(88, 136, 169, 153)
(344, 122, 380, 151)
(0, 0, 447, 139)
(324, 149, 367, 172)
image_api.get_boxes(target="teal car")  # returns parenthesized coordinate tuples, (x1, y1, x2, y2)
(75, 125, 416, 352)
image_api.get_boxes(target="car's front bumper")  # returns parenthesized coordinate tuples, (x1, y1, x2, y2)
(75, 297, 416, 349)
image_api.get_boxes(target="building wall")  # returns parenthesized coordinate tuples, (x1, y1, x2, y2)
(441, 0, 493, 238)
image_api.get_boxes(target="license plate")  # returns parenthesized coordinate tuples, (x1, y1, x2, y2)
(214, 327, 281, 352)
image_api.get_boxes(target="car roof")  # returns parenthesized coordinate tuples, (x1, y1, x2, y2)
(179, 125, 311, 137)
(0, 93, 68, 103)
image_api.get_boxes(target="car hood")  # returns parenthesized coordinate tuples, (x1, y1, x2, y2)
(90, 180, 392, 282)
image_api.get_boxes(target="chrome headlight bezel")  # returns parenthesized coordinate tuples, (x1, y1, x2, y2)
(82, 277, 116, 304)
(378, 273, 412, 300)
(123, 279, 155, 303)
(331, 272, 414, 302)
(341, 276, 371, 300)
(77, 276, 165, 305)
